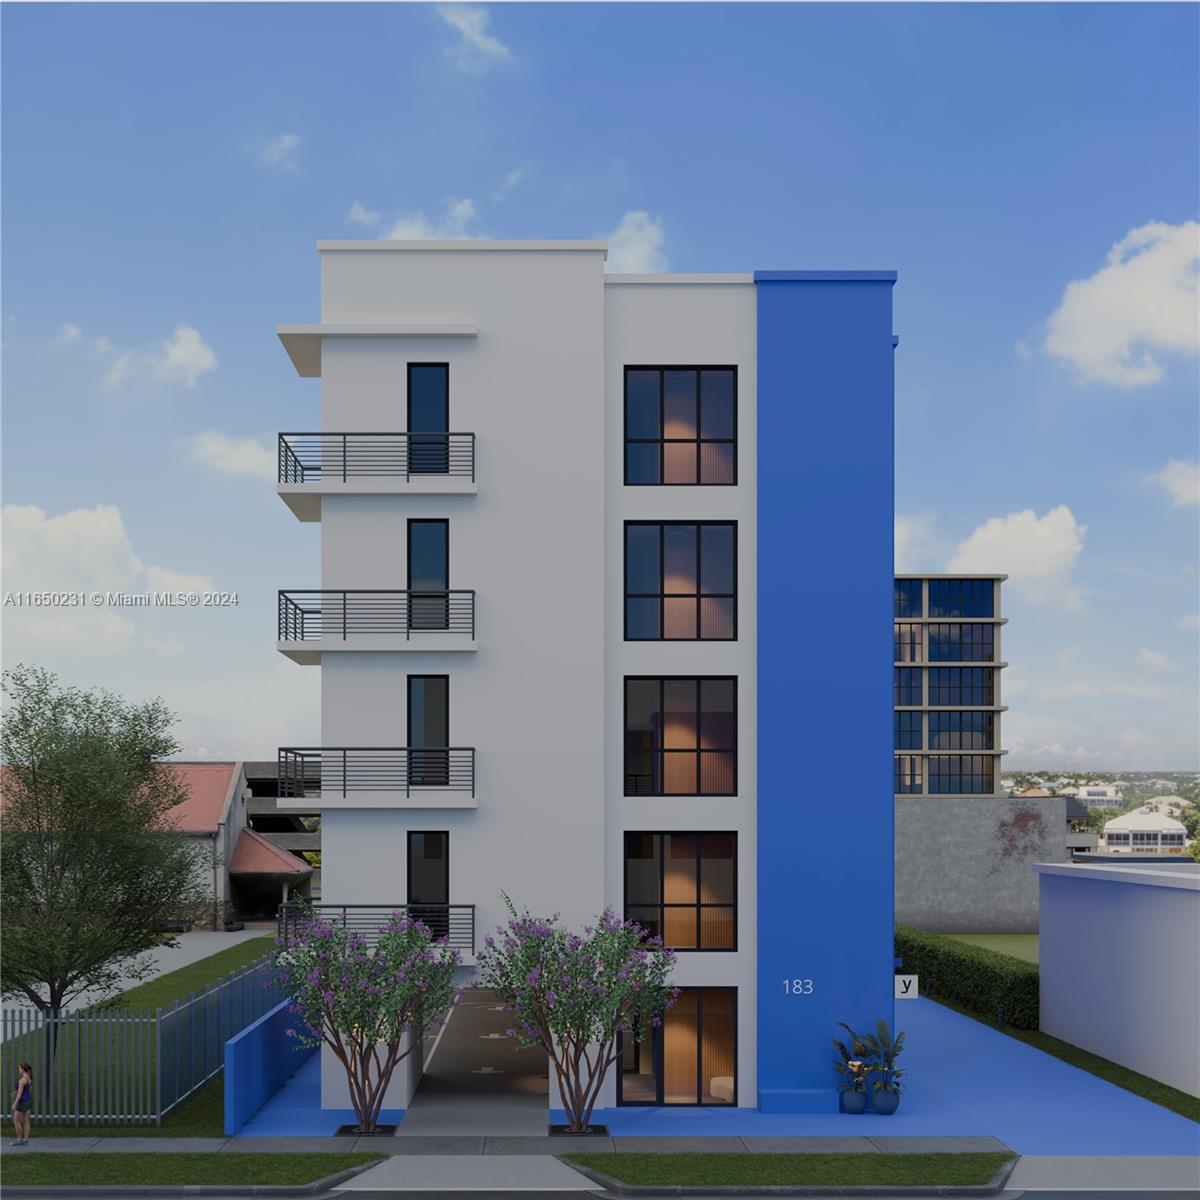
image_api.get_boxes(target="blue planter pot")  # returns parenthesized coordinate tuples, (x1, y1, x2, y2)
(841, 1090, 868, 1114)
(872, 1089, 900, 1115)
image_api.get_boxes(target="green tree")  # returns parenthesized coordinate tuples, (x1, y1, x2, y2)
(0, 665, 205, 1016)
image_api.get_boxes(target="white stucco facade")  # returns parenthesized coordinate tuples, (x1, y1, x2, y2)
(277, 243, 759, 1112)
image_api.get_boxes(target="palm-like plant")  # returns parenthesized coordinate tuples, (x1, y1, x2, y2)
(831, 1022, 873, 1093)
(863, 1018, 906, 1093)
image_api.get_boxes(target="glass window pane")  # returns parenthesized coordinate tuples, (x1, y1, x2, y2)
(700, 679, 735, 748)
(663, 908, 698, 949)
(700, 990, 736, 1104)
(620, 1016, 659, 1103)
(663, 597, 698, 639)
(699, 526, 734, 595)
(626, 525, 661, 594)
(626, 443, 660, 484)
(700, 597, 734, 640)
(700, 907, 735, 950)
(700, 371, 734, 439)
(664, 752, 698, 794)
(664, 442, 697, 484)
(699, 834, 734, 904)
(664, 525, 697, 593)
(626, 371, 660, 439)
(663, 370, 697, 439)
(664, 680, 698, 748)
(625, 833, 661, 905)
(663, 835, 698, 902)
(700, 442, 735, 484)
(408, 365, 448, 432)
(663, 989, 698, 1104)
(626, 906, 662, 943)
(626, 598, 661, 640)
(700, 750, 735, 795)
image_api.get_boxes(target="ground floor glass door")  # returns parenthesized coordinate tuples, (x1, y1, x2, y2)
(408, 831, 449, 938)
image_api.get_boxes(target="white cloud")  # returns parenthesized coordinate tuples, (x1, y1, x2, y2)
(1149, 458, 1200, 508)
(1117, 728, 1153, 749)
(1, 505, 211, 654)
(437, 5, 511, 74)
(894, 513, 944, 573)
(386, 196, 477, 240)
(1043, 219, 1200, 386)
(1179, 613, 1200, 632)
(491, 167, 524, 201)
(58, 322, 81, 343)
(187, 431, 275, 481)
(605, 211, 667, 273)
(346, 201, 382, 228)
(947, 505, 1087, 610)
(102, 323, 217, 392)
(260, 132, 300, 169)
(1138, 648, 1178, 672)
(92, 336, 112, 354)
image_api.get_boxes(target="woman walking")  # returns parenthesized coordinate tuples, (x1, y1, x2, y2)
(10, 1061, 33, 1145)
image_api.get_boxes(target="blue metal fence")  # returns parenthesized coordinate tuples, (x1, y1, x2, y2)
(0, 955, 285, 1125)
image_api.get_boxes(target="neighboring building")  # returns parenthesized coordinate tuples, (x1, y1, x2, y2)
(1077, 785, 1122, 809)
(1103, 809, 1189, 855)
(273, 240, 898, 1117)
(1065, 795, 1100, 856)
(1017, 787, 1055, 798)
(243, 759, 321, 900)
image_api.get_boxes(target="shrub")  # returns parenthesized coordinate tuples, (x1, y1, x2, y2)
(895, 925, 1038, 1030)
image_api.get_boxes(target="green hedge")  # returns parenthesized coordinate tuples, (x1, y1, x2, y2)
(896, 925, 1039, 1030)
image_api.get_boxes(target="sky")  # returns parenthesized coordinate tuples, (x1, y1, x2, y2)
(1, 2, 1198, 770)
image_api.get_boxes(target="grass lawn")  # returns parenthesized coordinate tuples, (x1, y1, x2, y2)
(0, 1152, 383, 1187)
(567, 1152, 1013, 1187)
(95, 935, 276, 1011)
(929, 995, 1200, 1124)
(943, 932, 1039, 964)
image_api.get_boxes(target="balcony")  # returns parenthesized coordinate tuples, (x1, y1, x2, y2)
(278, 747, 477, 809)
(277, 901, 476, 956)
(277, 432, 477, 521)
(277, 590, 477, 662)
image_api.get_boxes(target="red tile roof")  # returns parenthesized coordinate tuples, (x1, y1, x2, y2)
(165, 763, 239, 832)
(230, 827, 312, 877)
(1, 762, 237, 832)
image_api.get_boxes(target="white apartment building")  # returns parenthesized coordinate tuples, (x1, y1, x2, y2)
(274, 241, 897, 1121)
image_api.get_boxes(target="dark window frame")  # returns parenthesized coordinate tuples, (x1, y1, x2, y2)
(894, 711, 922, 750)
(894, 667, 923, 707)
(617, 986, 738, 1107)
(894, 754, 923, 794)
(624, 521, 738, 641)
(624, 676, 738, 797)
(894, 579, 923, 618)
(927, 754, 995, 794)
(623, 366, 738, 486)
(623, 832, 738, 953)
(406, 362, 450, 430)
(929, 578, 994, 619)
(406, 831, 450, 905)
(928, 710, 994, 750)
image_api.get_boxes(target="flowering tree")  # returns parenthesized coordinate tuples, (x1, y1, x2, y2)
(476, 899, 677, 1133)
(275, 913, 460, 1133)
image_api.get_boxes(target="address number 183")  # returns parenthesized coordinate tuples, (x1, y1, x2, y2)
(783, 978, 814, 995)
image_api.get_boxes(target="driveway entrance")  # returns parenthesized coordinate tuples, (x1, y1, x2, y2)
(398, 987, 550, 1135)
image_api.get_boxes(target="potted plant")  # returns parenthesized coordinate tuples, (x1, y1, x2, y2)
(832, 1023, 873, 1114)
(863, 1018, 906, 1115)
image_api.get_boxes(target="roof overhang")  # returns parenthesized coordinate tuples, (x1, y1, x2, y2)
(276, 323, 480, 378)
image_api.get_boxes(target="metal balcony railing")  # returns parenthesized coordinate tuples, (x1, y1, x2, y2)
(278, 590, 476, 641)
(278, 433, 476, 483)
(277, 902, 476, 954)
(278, 747, 476, 799)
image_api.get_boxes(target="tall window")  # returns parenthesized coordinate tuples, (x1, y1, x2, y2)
(625, 833, 736, 950)
(894, 623, 922, 662)
(894, 579, 922, 618)
(895, 755, 922, 794)
(625, 367, 736, 485)
(619, 987, 735, 1106)
(894, 668, 922, 707)
(929, 579, 993, 618)
(928, 711, 994, 750)
(927, 755, 994, 794)
(928, 623, 994, 662)
(625, 677, 736, 795)
(626, 523, 736, 640)
(407, 363, 449, 474)
(927, 668, 993, 706)
(895, 712, 922, 750)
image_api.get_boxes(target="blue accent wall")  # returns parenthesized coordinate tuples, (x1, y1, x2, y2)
(224, 998, 316, 1135)
(754, 271, 897, 1112)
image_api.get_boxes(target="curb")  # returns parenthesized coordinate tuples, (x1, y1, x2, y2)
(561, 1154, 1019, 1197)
(0, 1160, 380, 1198)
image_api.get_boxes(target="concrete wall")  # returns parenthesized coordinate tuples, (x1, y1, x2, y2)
(1036, 862, 1200, 1098)
(896, 795, 1069, 932)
